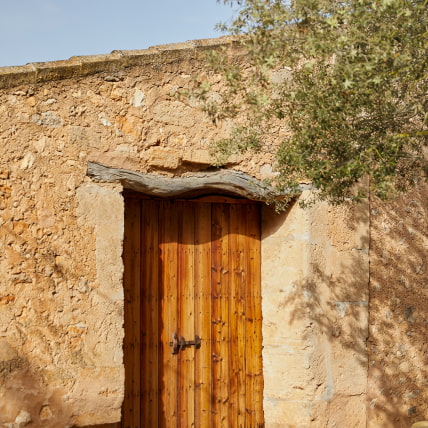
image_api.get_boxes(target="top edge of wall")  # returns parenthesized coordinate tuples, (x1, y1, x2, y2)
(0, 36, 239, 90)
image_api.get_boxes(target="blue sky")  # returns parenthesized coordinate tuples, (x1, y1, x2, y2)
(0, 1, 237, 67)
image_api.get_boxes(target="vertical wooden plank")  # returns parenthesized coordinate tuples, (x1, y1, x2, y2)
(150, 202, 161, 427)
(178, 202, 196, 427)
(228, 204, 247, 428)
(248, 205, 264, 427)
(238, 204, 249, 428)
(140, 200, 150, 426)
(211, 203, 230, 428)
(194, 203, 212, 428)
(244, 206, 254, 427)
(122, 197, 141, 428)
(159, 200, 179, 428)
(245, 204, 264, 427)
(140, 200, 160, 426)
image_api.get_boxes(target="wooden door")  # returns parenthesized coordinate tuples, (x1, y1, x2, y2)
(122, 194, 264, 428)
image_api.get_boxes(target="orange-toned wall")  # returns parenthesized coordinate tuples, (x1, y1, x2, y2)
(0, 39, 426, 427)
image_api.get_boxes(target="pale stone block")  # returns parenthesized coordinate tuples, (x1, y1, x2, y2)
(87, 152, 140, 171)
(333, 302, 369, 341)
(147, 146, 181, 169)
(33, 136, 48, 153)
(325, 248, 369, 301)
(262, 203, 310, 242)
(66, 125, 101, 149)
(83, 301, 124, 367)
(330, 341, 368, 395)
(71, 410, 122, 427)
(68, 367, 124, 424)
(262, 239, 310, 292)
(262, 304, 315, 342)
(263, 399, 314, 428)
(182, 148, 211, 165)
(76, 184, 124, 302)
(263, 346, 318, 400)
(31, 111, 63, 128)
(20, 153, 35, 170)
(15, 409, 31, 425)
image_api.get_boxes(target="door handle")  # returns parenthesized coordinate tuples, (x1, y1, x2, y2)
(169, 333, 201, 354)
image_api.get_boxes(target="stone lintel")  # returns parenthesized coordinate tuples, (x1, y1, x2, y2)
(87, 161, 306, 201)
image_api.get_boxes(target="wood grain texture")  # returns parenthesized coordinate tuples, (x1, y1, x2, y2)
(249, 206, 264, 427)
(122, 196, 264, 427)
(179, 202, 196, 427)
(211, 204, 230, 428)
(122, 198, 141, 428)
(141, 200, 160, 425)
(159, 200, 179, 428)
(229, 204, 247, 428)
(245, 205, 263, 427)
(194, 203, 212, 428)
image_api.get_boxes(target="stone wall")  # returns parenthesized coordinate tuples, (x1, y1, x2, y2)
(0, 39, 246, 427)
(368, 184, 428, 428)
(0, 38, 425, 427)
(261, 197, 369, 427)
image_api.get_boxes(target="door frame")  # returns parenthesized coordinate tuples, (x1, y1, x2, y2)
(86, 162, 301, 427)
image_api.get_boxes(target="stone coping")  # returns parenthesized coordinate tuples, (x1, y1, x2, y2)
(0, 36, 238, 90)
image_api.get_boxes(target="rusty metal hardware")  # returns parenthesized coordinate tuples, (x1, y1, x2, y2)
(170, 333, 179, 354)
(169, 333, 201, 354)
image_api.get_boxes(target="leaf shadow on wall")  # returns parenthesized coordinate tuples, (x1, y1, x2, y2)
(0, 357, 73, 427)
(261, 187, 427, 427)
(261, 199, 370, 425)
(367, 184, 428, 428)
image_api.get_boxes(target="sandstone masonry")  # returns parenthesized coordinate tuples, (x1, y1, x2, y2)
(0, 38, 426, 428)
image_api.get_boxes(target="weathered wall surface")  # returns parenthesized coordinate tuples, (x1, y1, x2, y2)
(0, 40, 222, 427)
(0, 39, 275, 427)
(262, 196, 369, 428)
(368, 184, 428, 428)
(0, 38, 425, 427)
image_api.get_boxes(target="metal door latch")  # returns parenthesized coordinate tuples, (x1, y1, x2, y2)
(169, 333, 201, 354)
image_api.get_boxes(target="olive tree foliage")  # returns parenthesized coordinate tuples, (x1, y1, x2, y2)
(197, 0, 428, 203)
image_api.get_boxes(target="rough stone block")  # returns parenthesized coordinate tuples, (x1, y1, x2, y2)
(182, 149, 212, 165)
(327, 199, 370, 251)
(0, 65, 36, 89)
(34, 58, 81, 83)
(152, 101, 197, 127)
(87, 152, 140, 172)
(147, 146, 181, 169)
(76, 52, 124, 76)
